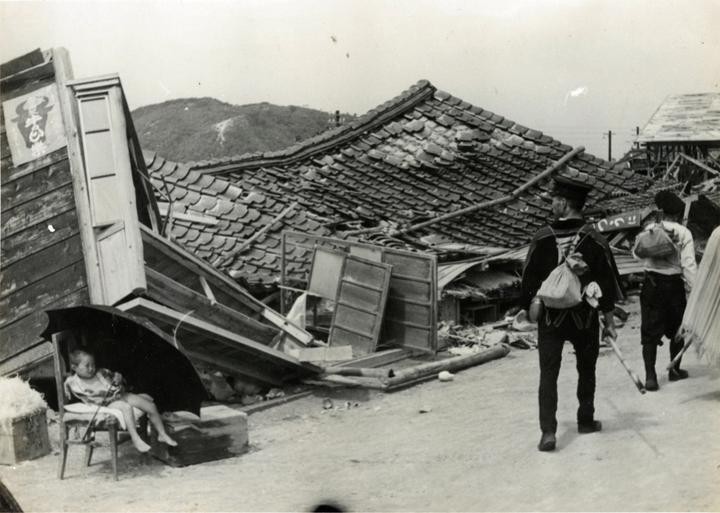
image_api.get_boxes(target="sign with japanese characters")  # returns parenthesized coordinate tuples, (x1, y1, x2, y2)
(594, 211, 643, 233)
(3, 84, 66, 166)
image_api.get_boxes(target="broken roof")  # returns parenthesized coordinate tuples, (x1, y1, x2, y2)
(144, 151, 330, 288)
(638, 93, 720, 144)
(147, 80, 641, 285)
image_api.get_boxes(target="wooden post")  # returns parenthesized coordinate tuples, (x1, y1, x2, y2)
(381, 344, 509, 389)
(280, 232, 287, 315)
(608, 130, 612, 161)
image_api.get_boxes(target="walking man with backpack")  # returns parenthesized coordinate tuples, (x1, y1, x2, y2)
(521, 173, 622, 452)
(633, 190, 696, 391)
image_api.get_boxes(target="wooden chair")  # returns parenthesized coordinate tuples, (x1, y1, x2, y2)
(51, 332, 147, 480)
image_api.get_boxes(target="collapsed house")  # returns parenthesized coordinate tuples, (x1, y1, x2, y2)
(0, 49, 322, 395)
(144, 80, 646, 328)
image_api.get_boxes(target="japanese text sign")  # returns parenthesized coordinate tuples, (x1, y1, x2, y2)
(3, 84, 66, 166)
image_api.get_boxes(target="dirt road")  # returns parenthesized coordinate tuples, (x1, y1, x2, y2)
(2, 296, 719, 511)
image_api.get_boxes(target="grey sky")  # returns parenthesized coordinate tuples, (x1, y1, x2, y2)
(1, 0, 718, 159)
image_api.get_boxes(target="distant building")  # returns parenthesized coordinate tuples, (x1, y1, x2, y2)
(636, 93, 720, 183)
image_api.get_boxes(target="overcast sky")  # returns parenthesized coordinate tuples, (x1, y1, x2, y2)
(2, 0, 718, 159)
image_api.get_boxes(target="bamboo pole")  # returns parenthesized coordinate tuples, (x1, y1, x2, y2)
(381, 344, 509, 389)
(347, 146, 585, 237)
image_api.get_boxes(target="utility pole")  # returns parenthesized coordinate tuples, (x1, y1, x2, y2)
(607, 130, 612, 161)
(635, 126, 640, 149)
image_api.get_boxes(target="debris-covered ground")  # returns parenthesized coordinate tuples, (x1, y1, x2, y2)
(2, 295, 720, 511)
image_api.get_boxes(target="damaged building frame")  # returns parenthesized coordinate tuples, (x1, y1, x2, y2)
(0, 48, 321, 400)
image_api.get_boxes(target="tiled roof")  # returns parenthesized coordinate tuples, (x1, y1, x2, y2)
(144, 152, 330, 288)
(146, 81, 645, 287)
(638, 93, 720, 143)
(600, 180, 683, 215)
(186, 80, 636, 251)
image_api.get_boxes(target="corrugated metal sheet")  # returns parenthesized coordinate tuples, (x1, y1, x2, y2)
(639, 93, 720, 143)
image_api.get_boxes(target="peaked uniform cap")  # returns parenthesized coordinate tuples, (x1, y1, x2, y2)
(552, 173, 593, 202)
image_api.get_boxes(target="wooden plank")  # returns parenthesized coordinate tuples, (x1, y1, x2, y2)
(52, 47, 105, 304)
(287, 345, 353, 363)
(1, 209, 80, 267)
(180, 346, 282, 387)
(1, 183, 75, 238)
(338, 348, 414, 368)
(0, 342, 53, 377)
(1, 158, 72, 213)
(0, 48, 44, 78)
(144, 267, 279, 344)
(0, 234, 84, 299)
(117, 298, 314, 370)
(0, 147, 68, 185)
(0, 287, 89, 367)
(0, 260, 87, 329)
(260, 307, 315, 346)
(0, 61, 56, 99)
(140, 226, 262, 314)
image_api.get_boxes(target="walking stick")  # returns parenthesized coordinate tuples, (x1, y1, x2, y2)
(604, 336, 646, 394)
(81, 382, 119, 442)
(666, 334, 692, 371)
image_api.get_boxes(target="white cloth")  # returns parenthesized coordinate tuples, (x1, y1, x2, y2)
(634, 220, 697, 294)
(682, 226, 720, 367)
(63, 402, 143, 430)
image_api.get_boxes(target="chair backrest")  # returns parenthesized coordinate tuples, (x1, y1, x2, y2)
(51, 332, 70, 413)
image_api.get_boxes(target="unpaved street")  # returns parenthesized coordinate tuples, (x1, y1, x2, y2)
(2, 296, 719, 512)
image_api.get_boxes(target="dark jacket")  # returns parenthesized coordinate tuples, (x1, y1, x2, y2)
(521, 218, 622, 314)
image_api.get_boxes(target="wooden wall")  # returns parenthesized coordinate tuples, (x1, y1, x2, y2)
(0, 52, 90, 376)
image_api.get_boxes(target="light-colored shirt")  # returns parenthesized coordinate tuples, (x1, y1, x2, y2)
(64, 368, 124, 406)
(634, 220, 697, 294)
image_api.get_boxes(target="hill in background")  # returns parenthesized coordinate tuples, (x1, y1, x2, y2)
(132, 97, 352, 162)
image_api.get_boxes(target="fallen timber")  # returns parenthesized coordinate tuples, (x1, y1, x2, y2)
(313, 343, 510, 391)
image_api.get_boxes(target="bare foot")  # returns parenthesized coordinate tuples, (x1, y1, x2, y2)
(158, 433, 178, 447)
(133, 438, 151, 453)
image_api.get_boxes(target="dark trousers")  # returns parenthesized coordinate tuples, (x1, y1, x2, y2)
(538, 308, 599, 434)
(640, 272, 686, 370)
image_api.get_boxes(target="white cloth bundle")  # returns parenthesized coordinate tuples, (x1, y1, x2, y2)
(63, 403, 143, 430)
(680, 226, 720, 368)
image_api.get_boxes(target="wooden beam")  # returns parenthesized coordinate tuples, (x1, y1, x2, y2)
(116, 298, 312, 369)
(235, 201, 298, 254)
(140, 225, 262, 313)
(144, 267, 278, 344)
(680, 153, 720, 177)
(199, 276, 217, 304)
(180, 346, 282, 387)
(51, 47, 105, 304)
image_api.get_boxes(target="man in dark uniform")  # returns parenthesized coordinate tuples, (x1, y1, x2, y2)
(521, 173, 622, 452)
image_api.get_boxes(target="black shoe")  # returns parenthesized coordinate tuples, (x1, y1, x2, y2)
(669, 368, 689, 381)
(645, 375, 659, 391)
(538, 432, 556, 452)
(578, 420, 602, 434)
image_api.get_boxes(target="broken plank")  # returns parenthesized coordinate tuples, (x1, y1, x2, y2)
(287, 345, 353, 363)
(337, 348, 415, 368)
(180, 345, 282, 387)
(144, 267, 279, 344)
(117, 298, 319, 372)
